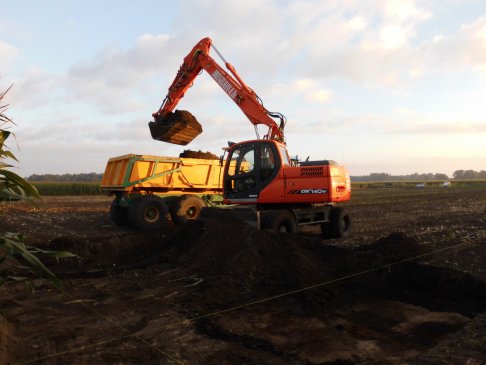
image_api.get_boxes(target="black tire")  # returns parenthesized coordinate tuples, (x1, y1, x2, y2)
(329, 207, 352, 238)
(109, 199, 129, 226)
(128, 195, 168, 230)
(320, 222, 333, 239)
(261, 210, 297, 233)
(169, 195, 206, 225)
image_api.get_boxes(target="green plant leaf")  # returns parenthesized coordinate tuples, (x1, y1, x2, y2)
(2, 236, 62, 290)
(0, 150, 18, 162)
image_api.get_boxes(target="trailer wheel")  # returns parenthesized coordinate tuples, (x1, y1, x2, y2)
(261, 210, 297, 233)
(110, 199, 129, 226)
(330, 207, 352, 238)
(170, 195, 206, 225)
(128, 195, 168, 230)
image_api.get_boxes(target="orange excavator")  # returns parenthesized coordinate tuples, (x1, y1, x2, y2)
(149, 37, 352, 237)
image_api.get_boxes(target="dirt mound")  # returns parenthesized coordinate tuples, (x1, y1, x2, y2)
(179, 149, 219, 159)
(162, 216, 426, 309)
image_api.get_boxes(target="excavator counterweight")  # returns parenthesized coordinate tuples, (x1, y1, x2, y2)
(149, 110, 202, 145)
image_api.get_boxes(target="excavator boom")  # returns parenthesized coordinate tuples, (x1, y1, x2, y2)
(149, 37, 285, 145)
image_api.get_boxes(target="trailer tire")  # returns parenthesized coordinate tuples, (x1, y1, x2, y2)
(330, 207, 352, 238)
(261, 210, 297, 233)
(128, 195, 168, 230)
(110, 200, 129, 227)
(170, 195, 206, 225)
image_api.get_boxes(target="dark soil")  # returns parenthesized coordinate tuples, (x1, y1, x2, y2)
(0, 188, 485, 364)
(179, 149, 220, 160)
(150, 109, 202, 145)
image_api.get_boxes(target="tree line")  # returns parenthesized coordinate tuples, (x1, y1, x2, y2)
(352, 170, 486, 182)
(452, 170, 486, 180)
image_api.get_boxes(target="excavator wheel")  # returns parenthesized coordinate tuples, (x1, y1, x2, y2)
(261, 210, 297, 233)
(170, 195, 206, 225)
(329, 207, 352, 238)
(128, 195, 168, 230)
(149, 110, 202, 145)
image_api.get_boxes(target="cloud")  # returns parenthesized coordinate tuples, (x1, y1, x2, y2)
(6, 68, 59, 108)
(267, 78, 333, 104)
(285, 106, 486, 136)
(64, 34, 177, 114)
(0, 41, 19, 73)
(421, 15, 486, 73)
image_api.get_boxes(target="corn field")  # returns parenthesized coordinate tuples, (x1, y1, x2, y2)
(31, 182, 102, 196)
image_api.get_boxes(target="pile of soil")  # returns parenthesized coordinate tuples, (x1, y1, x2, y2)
(162, 216, 427, 309)
(179, 149, 219, 160)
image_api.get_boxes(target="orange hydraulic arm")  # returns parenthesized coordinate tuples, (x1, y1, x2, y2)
(152, 37, 286, 142)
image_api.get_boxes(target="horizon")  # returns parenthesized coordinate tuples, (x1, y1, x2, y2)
(1, 1, 485, 177)
(24, 169, 485, 179)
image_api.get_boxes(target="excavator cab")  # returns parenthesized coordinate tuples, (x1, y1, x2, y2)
(223, 140, 284, 203)
(149, 110, 203, 145)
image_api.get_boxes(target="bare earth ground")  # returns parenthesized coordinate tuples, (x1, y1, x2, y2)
(0, 188, 485, 365)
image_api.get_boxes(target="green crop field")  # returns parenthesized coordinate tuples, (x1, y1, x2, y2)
(31, 182, 103, 196)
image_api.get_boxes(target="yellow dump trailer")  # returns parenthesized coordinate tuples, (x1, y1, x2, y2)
(101, 154, 226, 230)
(101, 154, 224, 194)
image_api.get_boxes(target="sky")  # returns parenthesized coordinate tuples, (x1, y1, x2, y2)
(1, 0, 485, 177)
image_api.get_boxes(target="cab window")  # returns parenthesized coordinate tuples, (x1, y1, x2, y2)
(260, 144, 276, 180)
(279, 146, 290, 166)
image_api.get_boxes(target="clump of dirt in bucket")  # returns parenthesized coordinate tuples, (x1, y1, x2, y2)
(149, 110, 203, 145)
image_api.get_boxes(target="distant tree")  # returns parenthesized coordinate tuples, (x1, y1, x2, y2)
(368, 173, 391, 181)
(464, 170, 479, 179)
(452, 169, 484, 180)
(453, 170, 464, 179)
(434, 173, 449, 180)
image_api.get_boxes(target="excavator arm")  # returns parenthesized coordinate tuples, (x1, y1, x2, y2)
(149, 37, 285, 145)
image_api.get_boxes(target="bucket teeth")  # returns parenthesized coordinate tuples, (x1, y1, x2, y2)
(149, 110, 202, 145)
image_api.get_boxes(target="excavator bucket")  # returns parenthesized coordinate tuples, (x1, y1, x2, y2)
(149, 110, 203, 145)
